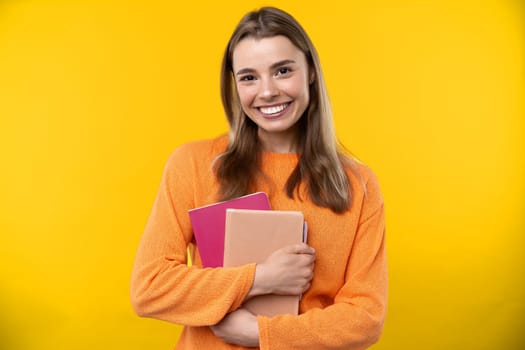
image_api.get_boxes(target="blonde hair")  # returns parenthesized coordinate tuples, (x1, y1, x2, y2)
(215, 6, 354, 213)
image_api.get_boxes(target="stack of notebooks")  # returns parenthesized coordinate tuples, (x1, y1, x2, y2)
(188, 192, 307, 317)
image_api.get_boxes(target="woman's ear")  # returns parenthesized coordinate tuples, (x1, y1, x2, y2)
(309, 70, 315, 85)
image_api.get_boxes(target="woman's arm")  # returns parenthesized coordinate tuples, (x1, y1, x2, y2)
(130, 144, 256, 326)
(256, 172, 388, 350)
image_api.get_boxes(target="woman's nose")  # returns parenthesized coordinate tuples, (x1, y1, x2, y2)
(259, 77, 279, 99)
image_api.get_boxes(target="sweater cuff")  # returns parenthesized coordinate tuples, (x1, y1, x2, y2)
(229, 263, 257, 312)
(257, 315, 271, 350)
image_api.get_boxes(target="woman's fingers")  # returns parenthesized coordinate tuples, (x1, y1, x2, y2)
(279, 243, 315, 255)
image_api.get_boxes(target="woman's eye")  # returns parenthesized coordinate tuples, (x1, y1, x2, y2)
(239, 75, 255, 81)
(276, 67, 291, 75)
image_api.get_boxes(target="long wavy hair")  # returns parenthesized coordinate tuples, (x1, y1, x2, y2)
(215, 6, 355, 213)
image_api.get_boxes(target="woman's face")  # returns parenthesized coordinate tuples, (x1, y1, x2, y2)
(232, 35, 311, 152)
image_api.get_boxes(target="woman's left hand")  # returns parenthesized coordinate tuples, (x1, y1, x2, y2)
(210, 308, 259, 347)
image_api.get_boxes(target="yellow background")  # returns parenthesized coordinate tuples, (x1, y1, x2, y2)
(0, 0, 523, 349)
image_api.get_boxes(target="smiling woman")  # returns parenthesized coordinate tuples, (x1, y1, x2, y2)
(130, 6, 387, 350)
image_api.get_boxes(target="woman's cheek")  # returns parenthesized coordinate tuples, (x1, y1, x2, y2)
(237, 86, 256, 108)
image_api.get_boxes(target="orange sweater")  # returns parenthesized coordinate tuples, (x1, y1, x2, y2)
(130, 135, 388, 350)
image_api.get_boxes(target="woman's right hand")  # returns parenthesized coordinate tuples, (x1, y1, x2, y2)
(246, 243, 316, 298)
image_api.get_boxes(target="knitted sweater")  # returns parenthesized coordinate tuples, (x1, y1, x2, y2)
(130, 135, 388, 350)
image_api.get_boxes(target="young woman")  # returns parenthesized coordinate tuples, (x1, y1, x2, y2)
(131, 7, 387, 349)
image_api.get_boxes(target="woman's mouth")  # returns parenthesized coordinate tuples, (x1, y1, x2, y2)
(258, 102, 291, 117)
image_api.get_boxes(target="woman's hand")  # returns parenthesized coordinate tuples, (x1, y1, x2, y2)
(210, 308, 259, 347)
(212, 244, 314, 346)
(248, 243, 315, 298)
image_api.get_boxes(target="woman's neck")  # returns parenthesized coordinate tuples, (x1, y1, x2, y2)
(257, 128, 299, 154)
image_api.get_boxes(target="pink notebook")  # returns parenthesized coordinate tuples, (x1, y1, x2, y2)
(188, 192, 271, 268)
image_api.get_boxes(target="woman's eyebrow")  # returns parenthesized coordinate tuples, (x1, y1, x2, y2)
(235, 59, 296, 76)
(270, 59, 296, 69)
(235, 67, 256, 76)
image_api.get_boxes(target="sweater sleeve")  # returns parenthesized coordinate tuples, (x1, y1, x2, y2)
(257, 170, 388, 349)
(130, 144, 256, 326)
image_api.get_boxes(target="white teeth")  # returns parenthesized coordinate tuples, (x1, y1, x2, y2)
(259, 103, 288, 115)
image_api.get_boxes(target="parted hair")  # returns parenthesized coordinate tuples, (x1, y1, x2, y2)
(215, 6, 356, 213)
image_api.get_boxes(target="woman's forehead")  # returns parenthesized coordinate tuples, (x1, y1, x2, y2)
(232, 35, 306, 70)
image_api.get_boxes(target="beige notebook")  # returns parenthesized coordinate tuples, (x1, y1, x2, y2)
(224, 209, 306, 317)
